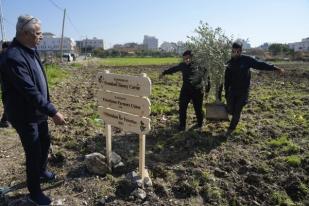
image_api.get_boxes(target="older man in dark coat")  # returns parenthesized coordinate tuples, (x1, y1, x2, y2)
(1, 15, 65, 205)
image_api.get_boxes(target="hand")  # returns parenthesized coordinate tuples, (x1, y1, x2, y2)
(52, 112, 66, 125)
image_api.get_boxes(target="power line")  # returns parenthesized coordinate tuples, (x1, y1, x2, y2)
(67, 13, 81, 36)
(48, 0, 63, 11)
(46, 0, 82, 38)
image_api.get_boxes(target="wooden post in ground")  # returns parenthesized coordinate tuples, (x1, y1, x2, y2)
(139, 134, 146, 180)
(106, 124, 112, 170)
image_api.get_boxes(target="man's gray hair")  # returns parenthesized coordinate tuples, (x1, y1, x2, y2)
(16, 15, 41, 35)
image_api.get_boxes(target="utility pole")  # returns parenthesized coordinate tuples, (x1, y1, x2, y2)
(59, 8, 66, 61)
(0, 0, 6, 44)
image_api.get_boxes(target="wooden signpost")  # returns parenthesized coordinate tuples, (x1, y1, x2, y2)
(97, 90, 151, 117)
(97, 70, 151, 181)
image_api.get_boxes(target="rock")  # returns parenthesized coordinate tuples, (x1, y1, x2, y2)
(98, 196, 115, 205)
(52, 199, 65, 205)
(238, 166, 249, 175)
(111, 152, 122, 167)
(112, 162, 126, 174)
(245, 173, 261, 186)
(132, 188, 147, 200)
(214, 168, 228, 178)
(85, 152, 109, 175)
(10, 181, 17, 187)
(126, 171, 143, 187)
(98, 198, 106, 206)
(126, 171, 138, 181)
(144, 176, 153, 188)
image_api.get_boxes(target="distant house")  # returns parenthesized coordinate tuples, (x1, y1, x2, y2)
(76, 37, 104, 53)
(37, 32, 76, 55)
(112, 42, 143, 53)
(288, 37, 309, 52)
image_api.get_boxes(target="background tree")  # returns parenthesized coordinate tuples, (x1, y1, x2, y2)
(186, 21, 232, 102)
(268, 43, 293, 56)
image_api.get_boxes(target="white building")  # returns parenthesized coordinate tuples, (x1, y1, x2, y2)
(288, 38, 309, 52)
(143, 35, 158, 50)
(160, 42, 177, 52)
(159, 41, 186, 54)
(37, 32, 76, 54)
(76, 37, 104, 52)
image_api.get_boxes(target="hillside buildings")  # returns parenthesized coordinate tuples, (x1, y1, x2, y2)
(159, 41, 186, 54)
(288, 37, 309, 52)
(76, 37, 104, 53)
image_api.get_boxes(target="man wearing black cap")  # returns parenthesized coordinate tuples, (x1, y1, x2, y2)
(160, 50, 204, 131)
(224, 42, 284, 136)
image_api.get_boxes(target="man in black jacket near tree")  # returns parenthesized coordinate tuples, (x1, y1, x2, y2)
(160, 50, 205, 131)
(224, 42, 284, 136)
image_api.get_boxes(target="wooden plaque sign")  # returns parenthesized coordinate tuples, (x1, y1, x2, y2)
(97, 90, 151, 116)
(98, 107, 151, 135)
(97, 71, 151, 97)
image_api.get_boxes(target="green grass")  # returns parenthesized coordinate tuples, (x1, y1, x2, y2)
(268, 135, 291, 147)
(45, 64, 69, 87)
(99, 57, 181, 66)
(268, 134, 300, 155)
(285, 155, 302, 167)
(271, 191, 295, 206)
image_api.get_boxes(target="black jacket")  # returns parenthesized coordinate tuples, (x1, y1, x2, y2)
(1, 38, 57, 123)
(225, 55, 276, 95)
(162, 62, 202, 90)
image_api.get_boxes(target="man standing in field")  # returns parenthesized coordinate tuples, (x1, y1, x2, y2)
(1, 15, 65, 205)
(0, 42, 10, 128)
(160, 50, 205, 131)
(224, 42, 284, 136)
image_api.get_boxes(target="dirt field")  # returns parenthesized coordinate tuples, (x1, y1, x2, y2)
(0, 60, 308, 206)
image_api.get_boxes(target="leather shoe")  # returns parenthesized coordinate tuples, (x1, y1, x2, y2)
(28, 192, 51, 206)
(40, 171, 56, 182)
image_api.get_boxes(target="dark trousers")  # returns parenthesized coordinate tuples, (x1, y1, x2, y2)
(226, 92, 248, 130)
(0, 111, 8, 122)
(1, 95, 8, 123)
(11, 120, 50, 196)
(179, 87, 204, 128)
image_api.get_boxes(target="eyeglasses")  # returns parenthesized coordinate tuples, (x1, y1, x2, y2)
(21, 18, 35, 31)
